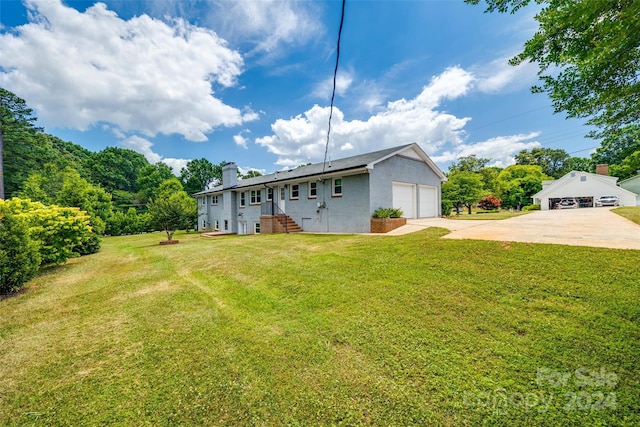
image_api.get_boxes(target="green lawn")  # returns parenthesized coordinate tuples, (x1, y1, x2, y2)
(613, 206, 640, 225)
(1, 230, 638, 425)
(448, 210, 531, 220)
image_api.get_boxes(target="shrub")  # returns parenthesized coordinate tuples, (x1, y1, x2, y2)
(441, 199, 453, 217)
(522, 204, 541, 211)
(0, 207, 41, 294)
(478, 195, 501, 210)
(372, 207, 403, 218)
(3, 198, 93, 266)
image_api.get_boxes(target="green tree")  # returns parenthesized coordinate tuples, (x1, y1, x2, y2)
(1, 88, 42, 199)
(449, 155, 490, 173)
(515, 147, 571, 178)
(242, 169, 263, 179)
(610, 150, 640, 180)
(591, 125, 640, 168)
(180, 158, 221, 195)
(87, 147, 149, 193)
(0, 206, 41, 294)
(468, 0, 640, 138)
(137, 163, 175, 204)
(148, 179, 197, 241)
(563, 156, 593, 173)
(442, 171, 484, 214)
(497, 165, 549, 210)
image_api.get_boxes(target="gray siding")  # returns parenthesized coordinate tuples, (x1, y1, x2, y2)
(369, 155, 442, 217)
(284, 174, 371, 233)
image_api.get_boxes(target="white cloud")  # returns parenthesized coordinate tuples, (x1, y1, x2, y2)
(256, 67, 474, 166)
(202, 0, 323, 58)
(432, 133, 541, 168)
(120, 135, 188, 174)
(233, 131, 249, 149)
(475, 56, 538, 94)
(0, 0, 253, 142)
(312, 70, 355, 99)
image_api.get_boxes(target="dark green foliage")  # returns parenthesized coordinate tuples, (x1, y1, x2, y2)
(372, 207, 403, 218)
(148, 179, 197, 240)
(137, 163, 175, 203)
(442, 170, 484, 214)
(180, 158, 221, 195)
(0, 208, 41, 294)
(105, 208, 154, 236)
(515, 147, 571, 178)
(86, 147, 149, 193)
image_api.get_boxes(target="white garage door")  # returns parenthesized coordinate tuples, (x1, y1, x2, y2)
(392, 182, 416, 218)
(419, 185, 437, 218)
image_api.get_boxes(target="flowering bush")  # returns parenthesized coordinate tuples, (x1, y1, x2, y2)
(477, 195, 501, 211)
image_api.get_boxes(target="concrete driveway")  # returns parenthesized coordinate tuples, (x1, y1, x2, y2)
(390, 208, 640, 250)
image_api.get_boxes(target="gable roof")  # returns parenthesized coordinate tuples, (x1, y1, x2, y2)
(533, 170, 623, 199)
(195, 143, 445, 196)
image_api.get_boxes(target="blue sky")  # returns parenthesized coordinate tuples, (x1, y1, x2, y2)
(1, 0, 596, 175)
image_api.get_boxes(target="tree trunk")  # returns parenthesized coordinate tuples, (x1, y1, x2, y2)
(467, 204, 472, 214)
(166, 230, 174, 241)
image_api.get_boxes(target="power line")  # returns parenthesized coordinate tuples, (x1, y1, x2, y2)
(321, 0, 346, 180)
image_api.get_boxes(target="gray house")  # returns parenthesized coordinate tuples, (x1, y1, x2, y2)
(194, 143, 446, 234)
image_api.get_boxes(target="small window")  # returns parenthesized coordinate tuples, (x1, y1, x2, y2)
(290, 184, 299, 200)
(580, 176, 587, 182)
(211, 195, 219, 205)
(308, 181, 317, 198)
(280, 187, 285, 201)
(224, 220, 228, 231)
(266, 188, 273, 201)
(333, 178, 342, 196)
(201, 197, 205, 206)
(254, 222, 261, 234)
(202, 220, 206, 229)
(240, 192, 246, 207)
(214, 220, 219, 231)
(250, 190, 261, 204)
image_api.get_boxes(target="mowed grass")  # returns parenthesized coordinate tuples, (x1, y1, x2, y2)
(1, 229, 639, 426)
(613, 206, 640, 225)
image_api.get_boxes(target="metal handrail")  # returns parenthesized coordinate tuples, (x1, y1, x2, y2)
(261, 199, 289, 233)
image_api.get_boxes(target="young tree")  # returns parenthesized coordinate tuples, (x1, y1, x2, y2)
(442, 171, 484, 214)
(147, 179, 197, 241)
(468, 0, 640, 138)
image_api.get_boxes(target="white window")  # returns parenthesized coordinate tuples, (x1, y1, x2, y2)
(250, 190, 261, 205)
(224, 220, 229, 231)
(201, 197, 205, 206)
(290, 184, 299, 200)
(333, 178, 343, 197)
(211, 195, 219, 205)
(213, 220, 219, 231)
(240, 192, 246, 207)
(308, 181, 317, 199)
(266, 187, 273, 201)
(254, 222, 261, 234)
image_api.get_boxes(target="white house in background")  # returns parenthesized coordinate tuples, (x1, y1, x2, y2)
(532, 170, 638, 210)
(619, 174, 640, 206)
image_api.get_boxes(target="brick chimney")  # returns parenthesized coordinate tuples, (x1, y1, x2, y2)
(595, 164, 609, 176)
(222, 162, 238, 189)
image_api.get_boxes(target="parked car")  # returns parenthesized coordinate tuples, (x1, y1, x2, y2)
(595, 195, 619, 207)
(558, 198, 579, 209)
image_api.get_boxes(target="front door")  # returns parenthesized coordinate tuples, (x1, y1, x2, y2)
(239, 222, 247, 235)
(278, 186, 286, 212)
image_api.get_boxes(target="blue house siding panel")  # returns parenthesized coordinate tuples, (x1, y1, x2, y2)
(284, 174, 370, 233)
(369, 155, 442, 217)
